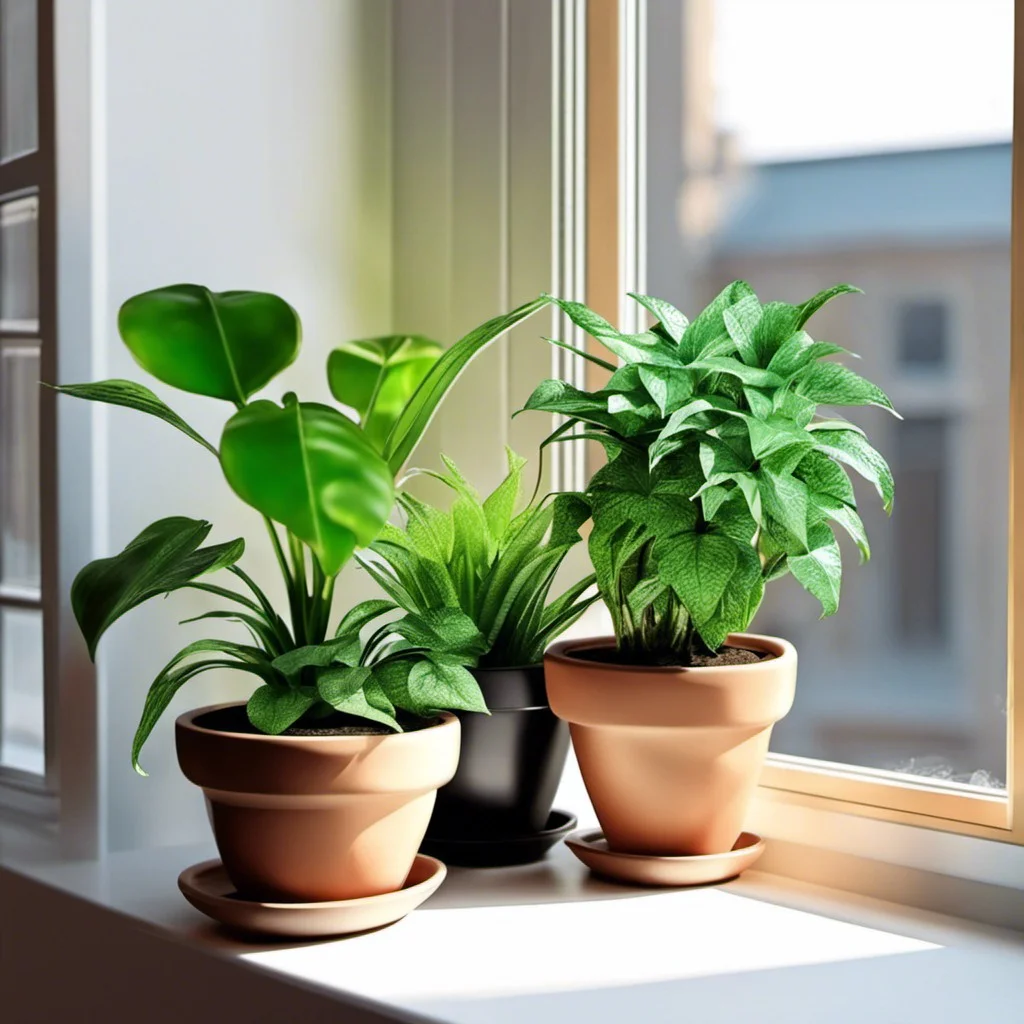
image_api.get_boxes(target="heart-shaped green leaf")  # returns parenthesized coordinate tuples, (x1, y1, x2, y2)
(220, 398, 394, 575)
(72, 516, 244, 659)
(328, 335, 443, 451)
(118, 284, 300, 403)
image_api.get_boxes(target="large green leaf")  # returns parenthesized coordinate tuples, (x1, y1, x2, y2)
(797, 362, 898, 414)
(327, 334, 443, 451)
(637, 365, 694, 415)
(407, 658, 488, 715)
(319, 667, 399, 729)
(247, 685, 316, 735)
(758, 469, 809, 549)
(118, 284, 300, 403)
(810, 428, 895, 513)
(789, 523, 842, 616)
(383, 295, 551, 474)
(50, 379, 217, 455)
(72, 517, 244, 659)
(656, 531, 737, 624)
(220, 397, 394, 575)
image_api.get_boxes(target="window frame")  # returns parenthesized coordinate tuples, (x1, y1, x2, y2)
(582, 0, 1023, 844)
(0, 0, 57, 817)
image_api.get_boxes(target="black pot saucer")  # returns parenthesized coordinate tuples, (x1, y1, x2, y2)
(421, 809, 577, 868)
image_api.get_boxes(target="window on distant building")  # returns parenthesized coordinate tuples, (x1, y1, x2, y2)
(897, 300, 949, 369)
(893, 417, 948, 641)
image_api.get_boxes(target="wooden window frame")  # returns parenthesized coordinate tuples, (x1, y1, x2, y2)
(0, 0, 57, 817)
(583, 0, 1023, 843)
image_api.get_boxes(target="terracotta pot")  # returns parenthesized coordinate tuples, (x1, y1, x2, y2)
(176, 704, 459, 902)
(544, 634, 796, 857)
(424, 665, 570, 842)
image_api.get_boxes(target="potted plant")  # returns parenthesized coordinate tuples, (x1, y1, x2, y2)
(54, 283, 549, 908)
(358, 448, 597, 865)
(522, 282, 896, 869)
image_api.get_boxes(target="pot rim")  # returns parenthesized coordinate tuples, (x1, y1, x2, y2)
(544, 632, 795, 675)
(471, 662, 544, 673)
(176, 703, 458, 746)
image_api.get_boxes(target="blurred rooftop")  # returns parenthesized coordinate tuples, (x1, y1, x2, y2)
(715, 141, 1012, 255)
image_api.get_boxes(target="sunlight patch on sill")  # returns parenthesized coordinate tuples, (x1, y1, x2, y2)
(240, 886, 940, 1003)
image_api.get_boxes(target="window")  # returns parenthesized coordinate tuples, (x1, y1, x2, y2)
(0, 0, 54, 789)
(893, 417, 949, 643)
(898, 300, 950, 370)
(585, 0, 1018, 837)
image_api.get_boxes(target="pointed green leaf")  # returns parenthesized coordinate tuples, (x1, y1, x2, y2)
(789, 523, 842, 616)
(482, 448, 528, 544)
(796, 283, 862, 327)
(722, 293, 762, 365)
(758, 469, 809, 549)
(409, 658, 488, 714)
(220, 399, 394, 575)
(797, 362, 898, 414)
(657, 531, 737, 624)
(637, 364, 694, 415)
(72, 517, 244, 659)
(50, 379, 218, 455)
(812, 492, 870, 561)
(118, 285, 300, 403)
(628, 293, 689, 342)
(750, 302, 802, 365)
(796, 449, 856, 506)
(812, 428, 895, 513)
(384, 295, 551, 474)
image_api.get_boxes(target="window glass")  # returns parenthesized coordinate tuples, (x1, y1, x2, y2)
(0, 193, 39, 329)
(1, 0, 38, 162)
(645, 0, 1011, 786)
(0, 606, 43, 774)
(0, 340, 40, 593)
(898, 301, 949, 370)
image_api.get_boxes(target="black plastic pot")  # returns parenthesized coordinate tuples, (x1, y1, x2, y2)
(421, 664, 571, 865)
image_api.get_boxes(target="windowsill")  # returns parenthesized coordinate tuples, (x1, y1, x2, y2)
(4, 831, 1024, 1022)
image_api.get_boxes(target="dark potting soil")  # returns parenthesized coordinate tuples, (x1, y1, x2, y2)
(573, 644, 768, 669)
(193, 704, 437, 737)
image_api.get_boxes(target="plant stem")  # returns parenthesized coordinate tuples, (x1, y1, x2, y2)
(264, 518, 292, 589)
(287, 533, 310, 645)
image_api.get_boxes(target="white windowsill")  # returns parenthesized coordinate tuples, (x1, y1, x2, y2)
(4, 826, 1024, 1023)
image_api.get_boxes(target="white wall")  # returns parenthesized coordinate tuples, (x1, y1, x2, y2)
(57, 0, 393, 853)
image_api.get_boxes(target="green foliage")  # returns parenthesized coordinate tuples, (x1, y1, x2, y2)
(118, 285, 301, 404)
(56, 283, 553, 771)
(381, 296, 551, 475)
(328, 335, 443, 451)
(520, 282, 896, 664)
(71, 517, 244, 660)
(361, 448, 597, 669)
(219, 395, 394, 575)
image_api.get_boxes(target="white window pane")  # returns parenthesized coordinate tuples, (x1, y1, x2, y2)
(1, 0, 39, 162)
(646, 0, 1011, 786)
(0, 605, 44, 774)
(0, 341, 40, 592)
(0, 195, 38, 329)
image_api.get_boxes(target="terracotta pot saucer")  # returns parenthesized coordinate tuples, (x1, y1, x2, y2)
(421, 809, 577, 868)
(178, 853, 446, 939)
(565, 829, 765, 888)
